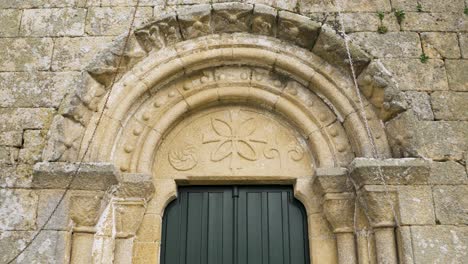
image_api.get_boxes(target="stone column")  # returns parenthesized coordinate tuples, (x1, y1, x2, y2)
(323, 193, 357, 264)
(358, 185, 398, 264)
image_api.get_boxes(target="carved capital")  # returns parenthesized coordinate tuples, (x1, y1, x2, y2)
(323, 193, 355, 233)
(70, 194, 103, 227)
(112, 199, 147, 238)
(358, 185, 398, 228)
(112, 173, 155, 200)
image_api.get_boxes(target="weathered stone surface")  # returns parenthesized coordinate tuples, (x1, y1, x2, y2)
(392, 0, 465, 12)
(86, 7, 153, 36)
(421, 33, 461, 59)
(113, 173, 154, 199)
(0, 189, 38, 230)
(32, 162, 118, 190)
(245, 0, 297, 10)
(433, 185, 468, 225)
(313, 25, 371, 75)
(0, 131, 22, 147)
(42, 115, 84, 162)
(0, 9, 21, 37)
(278, 11, 321, 49)
(350, 32, 422, 58)
(349, 158, 431, 186)
(21, 8, 86, 37)
(445, 60, 468, 91)
(0, 108, 55, 132)
(52, 37, 114, 71)
(315, 167, 351, 193)
(0, 38, 54, 71)
(397, 186, 435, 225)
(405, 91, 434, 120)
(397, 226, 414, 264)
(177, 4, 212, 39)
(0, 72, 79, 108)
(36, 189, 69, 230)
(430, 161, 467, 185)
(460, 33, 468, 59)
(212, 2, 253, 33)
(19, 130, 46, 164)
(252, 4, 276, 36)
(299, 0, 391, 12)
(0, 230, 68, 263)
(401, 13, 468, 32)
(0, 164, 33, 188)
(411, 226, 468, 263)
(386, 111, 468, 160)
(431, 91, 468, 121)
(333, 12, 399, 33)
(381, 59, 448, 91)
(358, 185, 398, 227)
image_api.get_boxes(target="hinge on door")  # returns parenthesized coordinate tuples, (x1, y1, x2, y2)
(233, 186, 239, 198)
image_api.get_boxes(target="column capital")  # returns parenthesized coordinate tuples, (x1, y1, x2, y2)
(358, 185, 398, 228)
(323, 192, 355, 233)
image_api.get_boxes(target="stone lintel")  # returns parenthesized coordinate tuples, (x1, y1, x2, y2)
(323, 192, 355, 233)
(32, 162, 118, 190)
(315, 167, 352, 194)
(349, 158, 430, 187)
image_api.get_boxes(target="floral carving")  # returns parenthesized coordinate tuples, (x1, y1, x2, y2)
(202, 111, 267, 169)
(168, 145, 198, 171)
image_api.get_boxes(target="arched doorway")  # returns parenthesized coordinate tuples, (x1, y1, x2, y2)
(161, 186, 309, 264)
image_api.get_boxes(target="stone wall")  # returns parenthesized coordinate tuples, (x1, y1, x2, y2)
(0, 0, 467, 263)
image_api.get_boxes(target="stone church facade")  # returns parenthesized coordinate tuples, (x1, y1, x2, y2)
(0, 0, 467, 263)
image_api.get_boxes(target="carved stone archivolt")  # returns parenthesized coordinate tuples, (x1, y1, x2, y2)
(36, 3, 408, 264)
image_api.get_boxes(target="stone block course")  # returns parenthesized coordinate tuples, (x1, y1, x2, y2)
(333, 12, 399, 33)
(431, 91, 468, 121)
(433, 185, 468, 225)
(0, 108, 55, 132)
(401, 12, 468, 32)
(19, 130, 46, 164)
(381, 59, 448, 91)
(20, 8, 86, 37)
(350, 32, 422, 58)
(0, 189, 38, 230)
(0, 38, 54, 71)
(299, 0, 391, 13)
(0, 164, 33, 188)
(421, 32, 461, 59)
(392, 0, 465, 12)
(460, 33, 468, 58)
(85, 7, 153, 36)
(404, 91, 434, 120)
(52, 37, 115, 71)
(397, 186, 435, 225)
(0, 131, 22, 147)
(411, 226, 468, 263)
(430, 161, 467, 184)
(0, 72, 80, 108)
(445, 59, 468, 91)
(0, 9, 22, 37)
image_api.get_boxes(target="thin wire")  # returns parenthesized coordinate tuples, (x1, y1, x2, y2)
(6, 1, 141, 262)
(334, 0, 401, 228)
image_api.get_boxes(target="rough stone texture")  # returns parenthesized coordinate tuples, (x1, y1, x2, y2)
(0, 230, 68, 263)
(445, 60, 468, 91)
(386, 111, 468, 160)
(299, 0, 391, 12)
(431, 91, 468, 121)
(350, 32, 422, 58)
(0, 164, 33, 188)
(381, 59, 449, 91)
(0, 38, 54, 71)
(21, 8, 86, 37)
(397, 186, 435, 225)
(404, 91, 434, 120)
(52, 37, 115, 71)
(85, 7, 153, 36)
(332, 12, 399, 33)
(0, 131, 23, 147)
(0, 9, 21, 37)
(411, 226, 468, 263)
(0, 72, 80, 108)
(392, 0, 465, 12)
(430, 161, 468, 185)
(0, 108, 55, 132)
(401, 13, 468, 32)
(433, 185, 468, 225)
(0, 189, 38, 230)
(421, 33, 461, 59)
(460, 33, 468, 59)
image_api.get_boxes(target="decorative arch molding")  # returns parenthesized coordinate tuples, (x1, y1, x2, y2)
(34, 3, 418, 264)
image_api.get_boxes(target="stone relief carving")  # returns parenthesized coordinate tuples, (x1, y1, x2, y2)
(154, 107, 314, 177)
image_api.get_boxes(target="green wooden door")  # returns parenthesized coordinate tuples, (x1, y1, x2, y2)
(161, 186, 310, 264)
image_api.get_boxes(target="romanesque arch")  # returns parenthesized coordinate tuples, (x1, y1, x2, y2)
(32, 3, 427, 264)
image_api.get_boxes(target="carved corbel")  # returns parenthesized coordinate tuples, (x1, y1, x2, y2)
(212, 2, 253, 33)
(278, 11, 321, 49)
